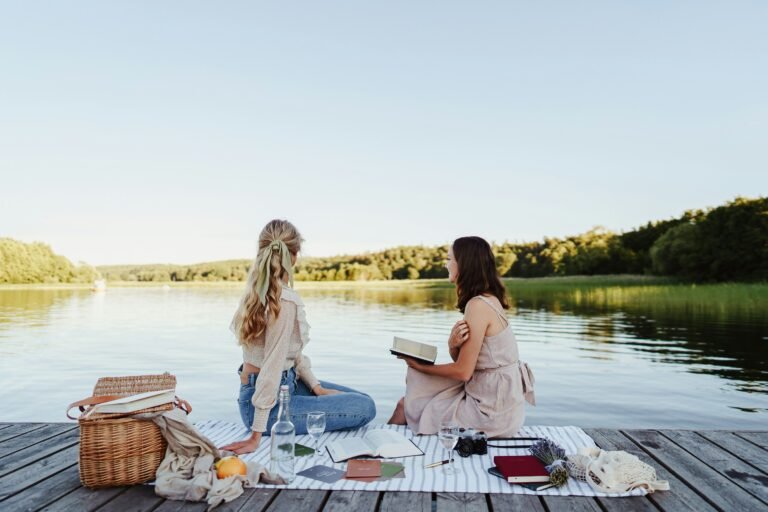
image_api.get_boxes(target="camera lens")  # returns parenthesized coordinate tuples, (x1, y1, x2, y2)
(455, 437, 474, 457)
(473, 431, 488, 455)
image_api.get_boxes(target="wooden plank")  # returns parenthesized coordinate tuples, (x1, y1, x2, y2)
(94, 484, 164, 512)
(661, 430, 768, 504)
(735, 431, 768, 450)
(217, 488, 279, 512)
(264, 490, 328, 512)
(380, 491, 431, 512)
(153, 498, 208, 511)
(323, 491, 379, 512)
(0, 444, 79, 501)
(587, 428, 716, 512)
(0, 423, 47, 443)
(488, 494, 544, 511)
(0, 423, 77, 459)
(0, 464, 81, 511)
(598, 497, 658, 512)
(39, 485, 128, 512)
(541, 496, 601, 512)
(435, 492, 488, 512)
(697, 431, 768, 474)
(624, 429, 766, 511)
(0, 427, 80, 477)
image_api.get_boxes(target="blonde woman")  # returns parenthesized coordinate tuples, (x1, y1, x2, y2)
(221, 220, 376, 454)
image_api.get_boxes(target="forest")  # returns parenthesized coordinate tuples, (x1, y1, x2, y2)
(0, 238, 97, 284)
(2, 197, 765, 284)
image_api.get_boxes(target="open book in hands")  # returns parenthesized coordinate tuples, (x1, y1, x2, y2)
(326, 429, 423, 463)
(390, 336, 437, 364)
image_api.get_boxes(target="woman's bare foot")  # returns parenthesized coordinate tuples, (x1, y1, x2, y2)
(387, 397, 407, 425)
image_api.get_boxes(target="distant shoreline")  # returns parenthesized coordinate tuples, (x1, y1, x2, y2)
(1, 274, 755, 291)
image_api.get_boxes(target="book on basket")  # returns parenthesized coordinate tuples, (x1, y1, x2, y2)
(390, 336, 437, 364)
(493, 455, 550, 483)
(326, 429, 423, 463)
(89, 388, 176, 415)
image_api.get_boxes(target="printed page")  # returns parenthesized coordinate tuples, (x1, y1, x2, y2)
(328, 436, 376, 461)
(393, 337, 436, 360)
(365, 429, 422, 458)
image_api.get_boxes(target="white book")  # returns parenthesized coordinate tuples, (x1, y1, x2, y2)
(326, 429, 424, 463)
(90, 388, 176, 415)
(390, 336, 437, 364)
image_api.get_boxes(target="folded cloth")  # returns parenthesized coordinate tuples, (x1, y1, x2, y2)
(136, 408, 284, 510)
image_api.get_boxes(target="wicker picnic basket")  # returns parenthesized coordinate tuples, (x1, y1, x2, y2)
(67, 373, 190, 488)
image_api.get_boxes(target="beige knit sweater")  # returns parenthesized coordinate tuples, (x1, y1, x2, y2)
(240, 285, 320, 432)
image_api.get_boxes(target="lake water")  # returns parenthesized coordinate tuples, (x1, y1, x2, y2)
(0, 281, 766, 429)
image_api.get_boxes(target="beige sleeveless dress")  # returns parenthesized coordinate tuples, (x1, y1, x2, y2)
(404, 296, 536, 438)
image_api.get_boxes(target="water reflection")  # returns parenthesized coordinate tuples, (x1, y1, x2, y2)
(299, 285, 457, 311)
(505, 285, 768, 394)
(0, 282, 765, 427)
(299, 282, 768, 394)
(0, 288, 90, 343)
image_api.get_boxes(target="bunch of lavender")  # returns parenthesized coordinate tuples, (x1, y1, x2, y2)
(530, 438, 569, 487)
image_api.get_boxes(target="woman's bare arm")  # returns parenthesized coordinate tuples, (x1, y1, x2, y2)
(402, 301, 490, 381)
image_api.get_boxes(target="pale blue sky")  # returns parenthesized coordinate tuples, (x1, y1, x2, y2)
(1, 2, 766, 265)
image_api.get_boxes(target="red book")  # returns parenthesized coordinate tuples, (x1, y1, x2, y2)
(493, 455, 550, 483)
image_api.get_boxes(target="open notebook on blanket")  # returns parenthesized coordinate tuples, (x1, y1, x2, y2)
(326, 429, 423, 463)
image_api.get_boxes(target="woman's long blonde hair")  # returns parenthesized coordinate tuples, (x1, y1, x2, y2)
(232, 219, 303, 345)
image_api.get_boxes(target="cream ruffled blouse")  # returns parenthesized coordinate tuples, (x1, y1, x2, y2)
(241, 285, 319, 432)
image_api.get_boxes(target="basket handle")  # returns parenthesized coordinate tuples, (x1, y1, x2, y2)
(175, 397, 192, 415)
(66, 395, 123, 420)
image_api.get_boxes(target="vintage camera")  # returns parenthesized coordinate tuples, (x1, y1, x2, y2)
(455, 428, 488, 457)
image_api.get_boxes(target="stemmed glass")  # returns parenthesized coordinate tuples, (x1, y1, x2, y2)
(306, 411, 326, 456)
(438, 424, 460, 475)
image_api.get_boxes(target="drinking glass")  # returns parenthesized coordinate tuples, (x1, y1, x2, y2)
(438, 424, 460, 475)
(306, 411, 326, 456)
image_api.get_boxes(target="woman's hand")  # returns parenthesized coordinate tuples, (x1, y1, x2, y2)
(312, 385, 343, 396)
(220, 431, 261, 454)
(448, 320, 470, 350)
(397, 355, 425, 372)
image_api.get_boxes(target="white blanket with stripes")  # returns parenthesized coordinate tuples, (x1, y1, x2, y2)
(195, 421, 646, 497)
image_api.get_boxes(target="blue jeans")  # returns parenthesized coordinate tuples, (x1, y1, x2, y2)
(237, 366, 376, 435)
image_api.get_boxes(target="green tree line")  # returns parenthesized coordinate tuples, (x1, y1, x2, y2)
(2, 197, 765, 284)
(0, 239, 97, 284)
(297, 196, 766, 282)
(97, 260, 251, 283)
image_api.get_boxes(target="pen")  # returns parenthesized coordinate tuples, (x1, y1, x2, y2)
(424, 459, 450, 468)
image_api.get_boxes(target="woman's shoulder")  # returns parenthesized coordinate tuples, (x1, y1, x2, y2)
(280, 284, 311, 344)
(280, 285, 304, 306)
(465, 294, 502, 315)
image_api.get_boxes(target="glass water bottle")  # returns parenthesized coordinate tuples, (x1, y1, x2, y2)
(269, 384, 295, 483)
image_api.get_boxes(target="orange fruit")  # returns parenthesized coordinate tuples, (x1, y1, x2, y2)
(215, 456, 247, 479)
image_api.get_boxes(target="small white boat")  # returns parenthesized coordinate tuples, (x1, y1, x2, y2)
(91, 279, 107, 292)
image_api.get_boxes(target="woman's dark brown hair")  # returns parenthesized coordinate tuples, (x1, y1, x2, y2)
(453, 236, 509, 313)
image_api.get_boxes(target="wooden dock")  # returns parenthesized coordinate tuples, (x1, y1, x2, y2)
(0, 423, 766, 511)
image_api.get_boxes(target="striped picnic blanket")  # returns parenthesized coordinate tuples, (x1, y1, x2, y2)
(195, 420, 646, 497)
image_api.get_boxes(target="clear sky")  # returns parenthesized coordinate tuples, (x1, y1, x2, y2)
(1, 1, 766, 265)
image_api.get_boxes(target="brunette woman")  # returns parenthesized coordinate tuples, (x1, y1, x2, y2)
(388, 236, 535, 437)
